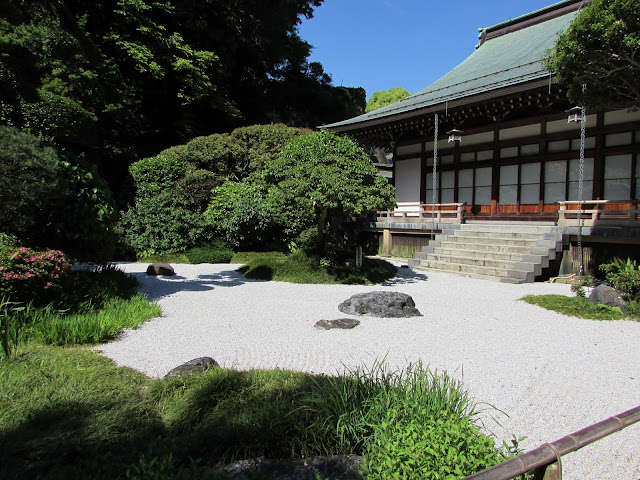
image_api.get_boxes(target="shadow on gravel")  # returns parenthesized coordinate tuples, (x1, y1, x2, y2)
(134, 269, 264, 302)
(382, 267, 429, 286)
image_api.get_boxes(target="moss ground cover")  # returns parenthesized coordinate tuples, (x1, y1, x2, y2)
(232, 250, 397, 284)
(521, 294, 640, 321)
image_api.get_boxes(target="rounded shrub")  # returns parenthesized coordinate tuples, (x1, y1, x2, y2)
(185, 240, 234, 264)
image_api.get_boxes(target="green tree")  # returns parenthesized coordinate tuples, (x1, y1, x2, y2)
(544, 0, 640, 109)
(365, 87, 410, 113)
(265, 131, 396, 253)
(0, 126, 116, 259)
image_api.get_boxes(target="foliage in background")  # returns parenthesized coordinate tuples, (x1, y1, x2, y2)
(265, 130, 396, 256)
(365, 87, 410, 113)
(0, 0, 364, 200)
(0, 126, 116, 259)
(544, 0, 640, 109)
(600, 257, 640, 302)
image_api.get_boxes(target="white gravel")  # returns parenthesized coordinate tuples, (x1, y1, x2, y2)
(96, 261, 640, 480)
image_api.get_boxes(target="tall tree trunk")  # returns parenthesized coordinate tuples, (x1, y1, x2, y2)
(317, 206, 327, 253)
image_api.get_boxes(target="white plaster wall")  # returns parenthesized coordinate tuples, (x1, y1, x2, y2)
(394, 157, 422, 203)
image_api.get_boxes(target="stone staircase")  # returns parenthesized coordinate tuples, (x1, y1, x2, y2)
(407, 223, 563, 283)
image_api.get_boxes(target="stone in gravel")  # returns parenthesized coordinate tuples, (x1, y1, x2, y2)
(146, 263, 175, 276)
(338, 291, 422, 318)
(315, 318, 360, 330)
(589, 284, 628, 312)
(165, 357, 219, 378)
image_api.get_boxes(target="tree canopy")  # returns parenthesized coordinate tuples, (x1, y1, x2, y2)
(544, 0, 640, 110)
(0, 0, 364, 194)
(265, 130, 396, 251)
(365, 87, 410, 113)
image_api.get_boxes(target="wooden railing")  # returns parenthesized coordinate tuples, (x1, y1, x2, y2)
(377, 202, 466, 224)
(461, 405, 640, 480)
(557, 200, 640, 227)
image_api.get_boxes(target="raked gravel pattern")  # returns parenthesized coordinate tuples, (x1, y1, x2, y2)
(97, 261, 640, 480)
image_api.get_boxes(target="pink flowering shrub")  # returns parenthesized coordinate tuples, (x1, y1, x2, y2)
(0, 247, 71, 304)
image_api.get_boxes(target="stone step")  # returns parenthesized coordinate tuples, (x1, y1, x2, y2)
(453, 230, 543, 240)
(425, 253, 517, 269)
(442, 235, 539, 247)
(437, 241, 532, 254)
(432, 247, 526, 262)
(459, 224, 554, 234)
(412, 258, 511, 278)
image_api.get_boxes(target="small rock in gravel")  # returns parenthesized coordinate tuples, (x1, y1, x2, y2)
(338, 291, 422, 318)
(165, 357, 219, 378)
(146, 263, 175, 276)
(314, 318, 360, 330)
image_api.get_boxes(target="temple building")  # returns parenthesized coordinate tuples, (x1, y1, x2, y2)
(324, 0, 640, 282)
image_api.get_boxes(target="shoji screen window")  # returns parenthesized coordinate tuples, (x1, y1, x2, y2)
(604, 154, 632, 200)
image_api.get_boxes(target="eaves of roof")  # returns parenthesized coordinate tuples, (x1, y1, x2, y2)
(323, 0, 583, 132)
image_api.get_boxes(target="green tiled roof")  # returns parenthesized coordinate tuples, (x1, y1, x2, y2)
(324, 0, 581, 131)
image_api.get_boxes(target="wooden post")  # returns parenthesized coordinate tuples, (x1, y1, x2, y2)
(383, 229, 392, 256)
(533, 462, 561, 480)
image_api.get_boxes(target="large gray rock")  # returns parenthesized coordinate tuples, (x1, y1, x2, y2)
(589, 284, 628, 312)
(146, 263, 175, 276)
(165, 357, 219, 378)
(338, 291, 422, 318)
(315, 318, 360, 330)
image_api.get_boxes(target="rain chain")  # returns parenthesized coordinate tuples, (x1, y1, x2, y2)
(432, 113, 438, 239)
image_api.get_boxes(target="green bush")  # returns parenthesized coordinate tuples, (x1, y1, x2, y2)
(362, 412, 502, 479)
(181, 133, 243, 178)
(175, 169, 220, 212)
(0, 126, 116, 259)
(0, 126, 67, 245)
(129, 154, 192, 198)
(230, 124, 311, 174)
(185, 240, 234, 264)
(205, 181, 283, 250)
(120, 192, 214, 256)
(600, 257, 640, 301)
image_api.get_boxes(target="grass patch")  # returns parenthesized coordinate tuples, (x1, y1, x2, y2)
(521, 294, 640, 321)
(26, 295, 161, 345)
(231, 250, 397, 284)
(0, 348, 507, 479)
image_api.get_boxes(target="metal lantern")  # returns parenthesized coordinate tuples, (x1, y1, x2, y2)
(447, 128, 463, 143)
(566, 106, 583, 123)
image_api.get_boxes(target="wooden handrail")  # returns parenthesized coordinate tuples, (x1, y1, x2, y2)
(377, 202, 466, 224)
(461, 405, 640, 480)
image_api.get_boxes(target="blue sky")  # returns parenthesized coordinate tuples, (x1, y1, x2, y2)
(298, 0, 562, 100)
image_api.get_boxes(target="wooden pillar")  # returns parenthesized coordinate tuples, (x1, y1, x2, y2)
(383, 229, 392, 256)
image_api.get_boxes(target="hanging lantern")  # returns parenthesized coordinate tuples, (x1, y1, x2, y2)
(566, 106, 583, 123)
(447, 128, 463, 143)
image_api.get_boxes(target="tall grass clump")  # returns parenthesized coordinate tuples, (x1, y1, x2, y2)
(0, 263, 160, 356)
(298, 361, 505, 478)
